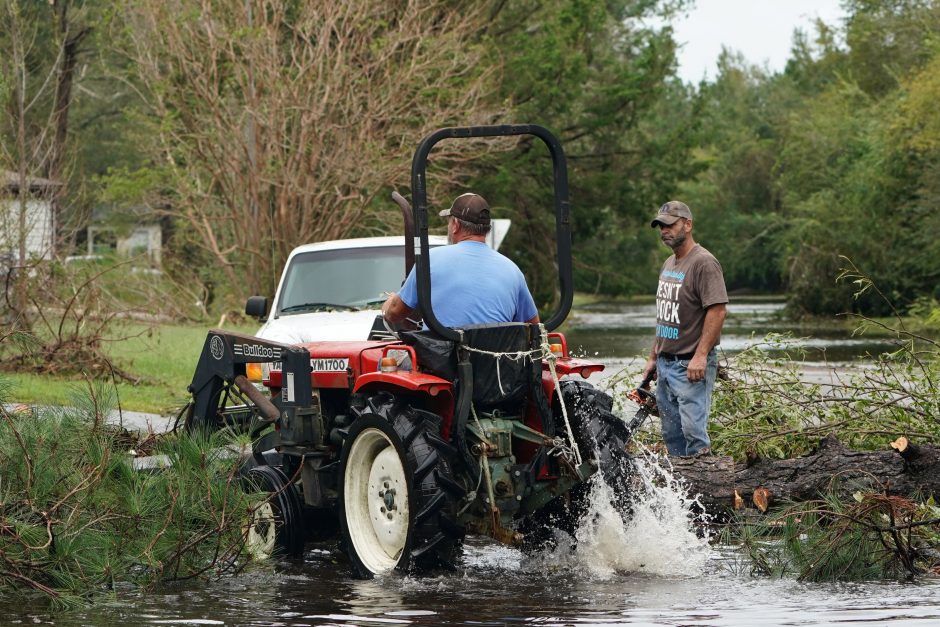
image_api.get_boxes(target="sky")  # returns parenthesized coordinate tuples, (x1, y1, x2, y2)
(669, 0, 847, 83)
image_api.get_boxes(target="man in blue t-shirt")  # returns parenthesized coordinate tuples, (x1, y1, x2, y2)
(382, 193, 539, 329)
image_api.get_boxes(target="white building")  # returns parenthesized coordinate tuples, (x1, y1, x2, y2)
(0, 170, 59, 263)
(85, 211, 163, 267)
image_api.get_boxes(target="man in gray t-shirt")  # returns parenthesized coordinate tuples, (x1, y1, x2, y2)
(641, 200, 728, 457)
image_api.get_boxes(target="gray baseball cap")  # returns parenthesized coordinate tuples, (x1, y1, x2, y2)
(650, 200, 693, 227)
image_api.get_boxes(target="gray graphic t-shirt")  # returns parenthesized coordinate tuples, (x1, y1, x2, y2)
(653, 244, 728, 356)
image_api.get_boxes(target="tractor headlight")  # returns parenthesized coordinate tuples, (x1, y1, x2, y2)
(246, 362, 263, 382)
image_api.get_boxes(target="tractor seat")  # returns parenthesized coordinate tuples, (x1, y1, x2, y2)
(400, 322, 541, 411)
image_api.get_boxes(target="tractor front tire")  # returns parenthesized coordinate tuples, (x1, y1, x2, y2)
(243, 465, 305, 559)
(338, 393, 464, 578)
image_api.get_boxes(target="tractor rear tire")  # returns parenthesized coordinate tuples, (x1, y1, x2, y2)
(338, 393, 464, 578)
(519, 380, 633, 552)
(243, 465, 306, 559)
(562, 380, 634, 500)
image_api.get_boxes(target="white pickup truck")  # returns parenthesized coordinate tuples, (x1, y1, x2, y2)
(245, 221, 510, 343)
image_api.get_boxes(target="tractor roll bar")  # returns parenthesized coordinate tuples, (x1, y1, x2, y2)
(410, 125, 573, 341)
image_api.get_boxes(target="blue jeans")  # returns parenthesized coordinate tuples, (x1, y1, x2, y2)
(656, 349, 717, 456)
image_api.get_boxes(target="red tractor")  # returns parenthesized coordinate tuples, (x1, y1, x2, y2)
(184, 125, 638, 577)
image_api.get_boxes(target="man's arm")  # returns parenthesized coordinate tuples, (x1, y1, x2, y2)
(382, 293, 415, 324)
(526, 314, 540, 324)
(686, 303, 727, 382)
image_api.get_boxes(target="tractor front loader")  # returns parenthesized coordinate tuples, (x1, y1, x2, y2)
(183, 125, 639, 578)
(187, 330, 311, 438)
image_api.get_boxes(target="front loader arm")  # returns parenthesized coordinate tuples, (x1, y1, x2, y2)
(186, 329, 312, 432)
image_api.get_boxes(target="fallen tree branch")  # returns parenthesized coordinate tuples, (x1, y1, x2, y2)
(0, 569, 60, 598)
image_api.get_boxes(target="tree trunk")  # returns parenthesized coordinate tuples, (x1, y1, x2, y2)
(48, 0, 91, 254)
(669, 435, 940, 514)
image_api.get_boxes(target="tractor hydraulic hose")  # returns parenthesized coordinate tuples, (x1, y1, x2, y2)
(233, 374, 279, 424)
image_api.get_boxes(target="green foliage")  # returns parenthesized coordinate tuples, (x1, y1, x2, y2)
(0, 381, 256, 605)
(682, 53, 789, 293)
(475, 0, 696, 306)
(9, 0, 940, 319)
(711, 273, 923, 462)
(0, 256, 213, 389)
(710, 324, 940, 461)
(709, 335, 823, 460)
(908, 297, 940, 330)
(842, 0, 940, 97)
(0, 0, 148, 231)
(689, 0, 940, 314)
(731, 490, 940, 581)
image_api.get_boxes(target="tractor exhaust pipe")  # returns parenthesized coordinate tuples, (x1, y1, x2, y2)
(391, 191, 415, 277)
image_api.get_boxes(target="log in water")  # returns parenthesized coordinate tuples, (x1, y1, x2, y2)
(670, 434, 940, 512)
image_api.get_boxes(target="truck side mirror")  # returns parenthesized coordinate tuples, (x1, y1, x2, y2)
(245, 295, 268, 319)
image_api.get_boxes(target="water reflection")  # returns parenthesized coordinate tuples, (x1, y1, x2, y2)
(565, 299, 900, 365)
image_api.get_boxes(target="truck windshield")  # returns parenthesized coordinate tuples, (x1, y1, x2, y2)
(277, 246, 410, 314)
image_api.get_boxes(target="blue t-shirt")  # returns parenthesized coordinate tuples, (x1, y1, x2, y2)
(398, 241, 538, 328)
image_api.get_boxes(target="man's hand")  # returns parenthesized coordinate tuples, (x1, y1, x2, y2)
(686, 303, 726, 382)
(382, 293, 414, 324)
(686, 354, 706, 382)
(642, 358, 657, 383)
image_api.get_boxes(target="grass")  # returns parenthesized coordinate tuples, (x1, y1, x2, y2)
(4, 321, 257, 414)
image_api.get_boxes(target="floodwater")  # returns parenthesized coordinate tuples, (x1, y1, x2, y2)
(8, 299, 940, 626)
(16, 456, 940, 626)
(563, 298, 900, 386)
(18, 545, 940, 626)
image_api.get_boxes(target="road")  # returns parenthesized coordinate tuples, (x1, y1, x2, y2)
(5, 403, 177, 434)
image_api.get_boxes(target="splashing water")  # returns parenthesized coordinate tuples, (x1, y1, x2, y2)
(529, 443, 712, 579)
(603, 444, 711, 575)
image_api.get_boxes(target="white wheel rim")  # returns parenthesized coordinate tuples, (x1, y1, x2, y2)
(344, 427, 409, 574)
(245, 500, 277, 560)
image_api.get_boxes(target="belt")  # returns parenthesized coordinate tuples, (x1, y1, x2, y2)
(658, 351, 695, 361)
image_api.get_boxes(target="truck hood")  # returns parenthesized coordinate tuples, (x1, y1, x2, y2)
(256, 309, 381, 344)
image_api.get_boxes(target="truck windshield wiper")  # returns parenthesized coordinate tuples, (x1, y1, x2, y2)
(280, 302, 360, 313)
